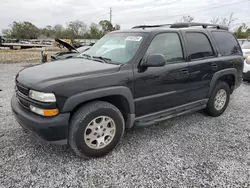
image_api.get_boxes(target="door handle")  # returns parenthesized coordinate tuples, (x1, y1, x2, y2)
(212, 63, 218, 70)
(180, 69, 189, 74)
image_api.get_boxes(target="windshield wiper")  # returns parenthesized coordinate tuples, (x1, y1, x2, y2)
(81, 54, 92, 59)
(78, 54, 120, 65)
(92, 56, 112, 64)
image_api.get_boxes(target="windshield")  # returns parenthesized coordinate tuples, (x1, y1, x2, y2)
(81, 32, 146, 64)
(241, 42, 250, 49)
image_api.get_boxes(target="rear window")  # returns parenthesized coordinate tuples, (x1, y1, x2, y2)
(211, 31, 242, 56)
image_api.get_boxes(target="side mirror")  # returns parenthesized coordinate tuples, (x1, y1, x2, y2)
(141, 54, 166, 67)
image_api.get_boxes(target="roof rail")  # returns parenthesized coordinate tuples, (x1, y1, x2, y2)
(132, 22, 228, 30)
(170, 22, 228, 30)
(132, 24, 171, 29)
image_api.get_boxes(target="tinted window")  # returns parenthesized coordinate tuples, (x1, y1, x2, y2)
(146, 33, 184, 63)
(212, 32, 241, 56)
(186, 33, 214, 60)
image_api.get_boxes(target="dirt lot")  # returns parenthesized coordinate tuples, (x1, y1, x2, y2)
(0, 63, 250, 188)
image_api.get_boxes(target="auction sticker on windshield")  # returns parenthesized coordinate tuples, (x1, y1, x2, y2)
(125, 36, 142, 41)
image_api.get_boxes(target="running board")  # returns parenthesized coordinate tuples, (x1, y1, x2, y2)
(135, 99, 208, 127)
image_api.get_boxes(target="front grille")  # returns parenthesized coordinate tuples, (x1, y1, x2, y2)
(17, 96, 30, 109)
(15, 82, 30, 110)
(16, 82, 29, 96)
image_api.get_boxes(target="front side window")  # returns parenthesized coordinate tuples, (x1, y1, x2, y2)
(186, 32, 214, 60)
(82, 33, 146, 64)
(211, 31, 242, 56)
(146, 33, 184, 63)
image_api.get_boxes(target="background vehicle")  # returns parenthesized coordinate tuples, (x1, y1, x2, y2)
(11, 22, 243, 158)
(241, 41, 250, 81)
(0, 36, 4, 45)
(243, 56, 250, 81)
(241, 41, 250, 58)
(51, 38, 93, 61)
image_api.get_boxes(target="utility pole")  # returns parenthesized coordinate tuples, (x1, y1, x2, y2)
(110, 7, 112, 23)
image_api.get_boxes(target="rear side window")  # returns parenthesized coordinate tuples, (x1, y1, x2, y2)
(146, 33, 184, 63)
(211, 32, 241, 56)
(186, 32, 214, 60)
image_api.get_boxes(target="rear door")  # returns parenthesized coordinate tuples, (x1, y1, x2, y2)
(181, 31, 218, 102)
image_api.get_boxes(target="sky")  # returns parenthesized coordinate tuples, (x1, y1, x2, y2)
(0, 0, 250, 33)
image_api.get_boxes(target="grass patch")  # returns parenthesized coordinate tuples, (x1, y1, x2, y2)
(0, 49, 63, 64)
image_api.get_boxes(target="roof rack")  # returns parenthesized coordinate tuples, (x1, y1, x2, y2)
(170, 22, 228, 30)
(132, 22, 228, 30)
(132, 24, 171, 29)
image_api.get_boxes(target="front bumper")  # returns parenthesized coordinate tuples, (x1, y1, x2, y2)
(11, 95, 70, 144)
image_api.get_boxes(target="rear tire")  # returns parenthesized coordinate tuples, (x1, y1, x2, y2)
(69, 101, 125, 158)
(206, 81, 230, 117)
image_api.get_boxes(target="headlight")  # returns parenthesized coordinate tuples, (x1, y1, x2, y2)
(30, 105, 58, 117)
(29, 90, 56, 102)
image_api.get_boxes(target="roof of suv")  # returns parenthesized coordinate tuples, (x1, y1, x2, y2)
(112, 22, 229, 34)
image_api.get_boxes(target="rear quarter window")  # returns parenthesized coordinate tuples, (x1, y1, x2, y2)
(211, 31, 242, 56)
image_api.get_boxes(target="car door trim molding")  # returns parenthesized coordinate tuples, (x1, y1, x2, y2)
(134, 88, 188, 102)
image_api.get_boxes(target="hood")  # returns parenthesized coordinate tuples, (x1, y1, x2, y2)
(17, 58, 121, 90)
(55, 38, 77, 52)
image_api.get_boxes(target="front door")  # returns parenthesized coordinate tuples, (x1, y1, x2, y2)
(134, 32, 190, 117)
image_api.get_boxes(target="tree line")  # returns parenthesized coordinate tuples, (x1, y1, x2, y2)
(2, 13, 250, 40)
(180, 13, 250, 39)
(2, 20, 121, 40)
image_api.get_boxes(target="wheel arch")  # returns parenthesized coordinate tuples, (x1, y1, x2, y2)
(208, 68, 237, 97)
(62, 86, 135, 128)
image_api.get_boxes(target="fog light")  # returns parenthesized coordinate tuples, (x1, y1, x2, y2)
(30, 105, 58, 117)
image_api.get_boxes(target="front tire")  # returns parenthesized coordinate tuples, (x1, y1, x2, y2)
(69, 101, 125, 158)
(206, 81, 230, 117)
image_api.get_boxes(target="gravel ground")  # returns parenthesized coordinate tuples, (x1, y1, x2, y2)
(0, 63, 250, 188)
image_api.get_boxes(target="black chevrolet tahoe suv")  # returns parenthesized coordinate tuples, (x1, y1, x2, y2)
(11, 22, 243, 158)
